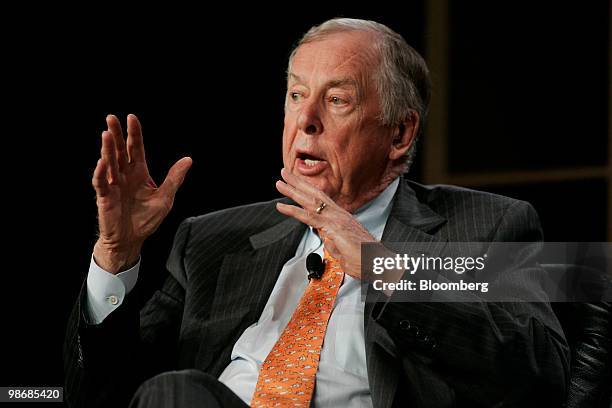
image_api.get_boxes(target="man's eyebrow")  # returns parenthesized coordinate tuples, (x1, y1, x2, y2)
(288, 73, 304, 83)
(288, 73, 358, 89)
(326, 78, 358, 89)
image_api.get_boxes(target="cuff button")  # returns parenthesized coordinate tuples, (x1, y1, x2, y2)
(407, 326, 419, 337)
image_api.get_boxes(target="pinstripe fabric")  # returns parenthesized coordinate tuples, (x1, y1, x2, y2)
(64, 177, 569, 407)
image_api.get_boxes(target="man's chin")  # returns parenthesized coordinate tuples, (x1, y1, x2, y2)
(304, 177, 337, 200)
(286, 167, 338, 199)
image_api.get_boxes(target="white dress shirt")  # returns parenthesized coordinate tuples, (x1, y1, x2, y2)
(86, 177, 399, 407)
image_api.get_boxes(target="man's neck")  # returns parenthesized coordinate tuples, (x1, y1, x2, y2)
(336, 168, 402, 213)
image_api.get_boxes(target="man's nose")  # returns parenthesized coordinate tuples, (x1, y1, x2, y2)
(296, 100, 323, 135)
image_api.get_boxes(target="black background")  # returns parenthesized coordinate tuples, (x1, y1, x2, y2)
(1, 2, 608, 403)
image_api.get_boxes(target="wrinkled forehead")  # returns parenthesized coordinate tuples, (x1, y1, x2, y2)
(288, 31, 379, 92)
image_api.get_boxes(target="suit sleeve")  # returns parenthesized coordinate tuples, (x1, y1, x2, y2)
(372, 201, 570, 406)
(63, 217, 194, 408)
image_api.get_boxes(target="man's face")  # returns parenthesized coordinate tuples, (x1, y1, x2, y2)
(282, 31, 396, 210)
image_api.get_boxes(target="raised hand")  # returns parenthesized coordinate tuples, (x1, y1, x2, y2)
(92, 114, 192, 274)
(275, 168, 377, 280)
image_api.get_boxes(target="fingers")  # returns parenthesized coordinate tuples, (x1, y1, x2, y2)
(277, 168, 332, 213)
(276, 202, 342, 259)
(106, 114, 129, 170)
(281, 168, 329, 202)
(276, 202, 322, 229)
(101, 131, 120, 184)
(276, 167, 340, 224)
(276, 180, 319, 210)
(159, 157, 193, 198)
(126, 114, 146, 164)
(92, 158, 110, 197)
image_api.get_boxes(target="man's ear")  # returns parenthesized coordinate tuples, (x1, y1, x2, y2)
(389, 111, 419, 161)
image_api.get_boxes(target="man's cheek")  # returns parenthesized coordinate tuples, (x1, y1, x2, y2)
(281, 138, 291, 162)
(282, 150, 293, 170)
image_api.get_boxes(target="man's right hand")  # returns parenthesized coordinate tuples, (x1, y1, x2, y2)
(92, 114, 192, 274)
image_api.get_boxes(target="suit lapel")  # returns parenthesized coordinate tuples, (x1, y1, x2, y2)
(197, 216, 307, 374)
(365, 178, 447, 408)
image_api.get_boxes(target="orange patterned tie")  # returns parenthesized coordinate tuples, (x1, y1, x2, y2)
(251, 249, 344, 407)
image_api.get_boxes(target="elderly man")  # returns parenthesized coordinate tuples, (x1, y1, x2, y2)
(64, 18, 568, 407)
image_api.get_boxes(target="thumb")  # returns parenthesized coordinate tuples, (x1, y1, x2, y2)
(159, 157, 193, 198)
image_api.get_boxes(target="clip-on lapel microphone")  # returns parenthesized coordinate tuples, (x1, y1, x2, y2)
(306, 253, 325, 280)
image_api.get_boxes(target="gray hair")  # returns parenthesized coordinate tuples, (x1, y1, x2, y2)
(288, 18, 431, 172)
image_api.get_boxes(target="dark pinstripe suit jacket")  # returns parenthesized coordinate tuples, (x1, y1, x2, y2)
(64, 177, 569, 407)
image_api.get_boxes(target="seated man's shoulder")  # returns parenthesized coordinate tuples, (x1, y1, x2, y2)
(406, 180, 538, 229)
(410, 180, 521, 208)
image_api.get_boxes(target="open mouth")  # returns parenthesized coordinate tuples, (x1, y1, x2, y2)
(297, 152, 325, 167)
(295, 152, 327, 175)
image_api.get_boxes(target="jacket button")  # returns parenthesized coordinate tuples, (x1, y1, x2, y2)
(407, 326, 420, 337)
(399, 320, 411, 330)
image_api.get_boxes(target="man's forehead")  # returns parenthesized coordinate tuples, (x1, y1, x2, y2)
(288, 34, 378, 88)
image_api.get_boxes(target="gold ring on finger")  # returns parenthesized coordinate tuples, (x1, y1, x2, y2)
(315, 201, 327, 214)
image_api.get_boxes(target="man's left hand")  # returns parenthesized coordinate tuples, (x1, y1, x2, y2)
(275, 168, 376, 280)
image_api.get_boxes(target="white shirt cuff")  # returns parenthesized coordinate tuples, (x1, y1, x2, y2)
(85, 255, 140, 324)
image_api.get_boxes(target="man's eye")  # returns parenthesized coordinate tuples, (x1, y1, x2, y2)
(330, 96, 347, 105)
(290, 92, 302, 102)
